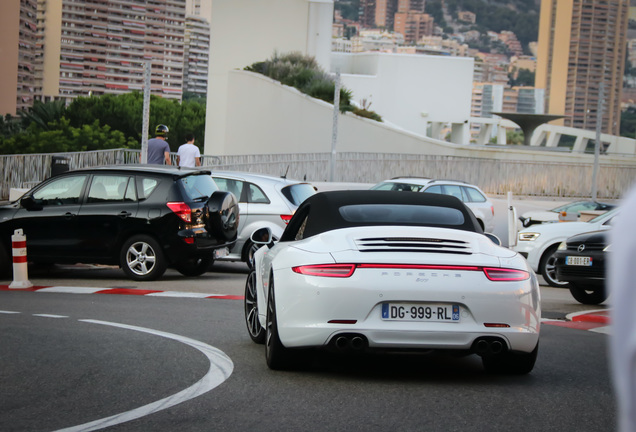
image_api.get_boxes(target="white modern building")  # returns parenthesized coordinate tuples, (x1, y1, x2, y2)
(204, 0, 334, 155)
(331, 52, 475, 144)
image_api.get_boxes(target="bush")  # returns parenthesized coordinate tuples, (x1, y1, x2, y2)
(245, 52, 381, 122)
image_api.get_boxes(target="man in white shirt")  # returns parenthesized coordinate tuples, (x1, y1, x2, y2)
(177, 133, 201, 168)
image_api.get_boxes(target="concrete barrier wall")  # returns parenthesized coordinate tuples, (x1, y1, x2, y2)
(212, 152, 636, 199)
(1, 149, 635, 200)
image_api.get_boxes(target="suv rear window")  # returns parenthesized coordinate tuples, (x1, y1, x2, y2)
(179, 174, 219, 201)
(281, 183, 316, 206)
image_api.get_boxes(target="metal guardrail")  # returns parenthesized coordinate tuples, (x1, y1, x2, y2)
(1, 149, 635, 200)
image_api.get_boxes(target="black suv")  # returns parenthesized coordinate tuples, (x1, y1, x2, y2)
(0, 165, 239, 281)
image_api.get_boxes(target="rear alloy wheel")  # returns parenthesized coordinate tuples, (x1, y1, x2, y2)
(120, 235, 167, 281)
(175, 256, 214, 277)
(244, 271, 265, 344)
(569, 283, 608, 305)
(482, 343, 539, 375)
(243, 240, 261, 270)
(266, 278, 295, 370)
(539, 245, 569, 288)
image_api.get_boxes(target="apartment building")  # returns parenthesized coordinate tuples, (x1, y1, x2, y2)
(471, 83, 545, 137)
(394, 11, 433, 44)
(458, 11, 476, 24)
(183, 14, 210, 96)
(396, 0, 425, 13)
(509, 55, 537, 80)
(403, 36, 469, 57)
(35, 0, 186, 104)
(474, 53, 509, 85)
(499, 31, 523, 57)
(536, 0, 629, 135)
(0, 0, 38, 115)
(374, 0, 398, 30)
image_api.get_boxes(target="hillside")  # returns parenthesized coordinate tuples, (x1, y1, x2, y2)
(335, 0, 541, 54)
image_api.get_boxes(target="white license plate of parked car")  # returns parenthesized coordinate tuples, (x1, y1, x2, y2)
(381, 303, 460, 322)
(566, 256, 592, 266)
(214, 247, 229, 259)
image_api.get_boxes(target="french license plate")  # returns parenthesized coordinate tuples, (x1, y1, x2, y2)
(382, 303, 460, 322)
(214, 247, 229, 259)
(566, 256, 592, 266)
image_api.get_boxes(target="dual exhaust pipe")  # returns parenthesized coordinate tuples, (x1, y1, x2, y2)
(333, 334, 367, 351)
(331, 335, 506, 355)
(473, 337, 506, 356)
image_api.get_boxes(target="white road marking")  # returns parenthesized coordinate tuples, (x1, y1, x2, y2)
(54, 319, 234, 432)
(35, 287, 107, 294)
(32, 314, 69, 319)
(0, 310, 21, 314)
(590, 326, 612, 335)
(146, 291, 214, 298)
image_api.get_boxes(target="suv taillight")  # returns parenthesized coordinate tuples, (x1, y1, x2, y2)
(167, 202, 192, 223)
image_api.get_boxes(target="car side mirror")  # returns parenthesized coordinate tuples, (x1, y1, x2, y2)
(484, 233, 501, 246)
(251, 227, 273, 245)
(21, 196, 42, 211)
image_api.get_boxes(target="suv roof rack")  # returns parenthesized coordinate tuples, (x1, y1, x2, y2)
(390, 176, 431, 180)
(428, 179, 469, 185)
(389, 177, 469, 185)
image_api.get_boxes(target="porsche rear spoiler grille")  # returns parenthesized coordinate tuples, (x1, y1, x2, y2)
(355, 237, 472, 255)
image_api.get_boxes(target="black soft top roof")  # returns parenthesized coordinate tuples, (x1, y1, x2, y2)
(280, 190, 482, 241)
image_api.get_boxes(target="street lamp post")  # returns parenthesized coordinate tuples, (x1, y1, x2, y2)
(140, 61, 151, 164)
(330, 69, 341, 182)
(591, 82, 604, 201)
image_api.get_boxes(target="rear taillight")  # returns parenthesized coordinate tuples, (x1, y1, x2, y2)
(280, 214, 292, 224)
(292, 264, 356, 278)
(491, 206, 494, 216)
(167, 202, 192, 223)
(292, 263, 529, 281)
(482, 267, 530, 281)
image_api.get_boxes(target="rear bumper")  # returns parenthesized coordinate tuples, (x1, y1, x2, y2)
(163, 227, 235, 263)
(273, 267, 541, 354)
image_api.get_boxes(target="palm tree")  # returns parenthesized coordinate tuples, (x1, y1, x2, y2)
(20, 100, 67, 130)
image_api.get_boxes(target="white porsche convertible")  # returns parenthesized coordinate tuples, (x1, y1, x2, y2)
(244, 191, 540, 374)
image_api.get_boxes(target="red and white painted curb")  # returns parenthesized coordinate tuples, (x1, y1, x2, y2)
(1, 284, 610, 333)
(542, 309, 610, 334)
(0, 285, 243, 300)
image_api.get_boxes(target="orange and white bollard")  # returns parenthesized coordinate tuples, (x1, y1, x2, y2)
(9, 229, 33, 289)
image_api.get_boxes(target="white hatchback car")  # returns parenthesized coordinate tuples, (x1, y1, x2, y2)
(211, 171, 316, 268)
(371, 178, 495, 232)
(513, 208, 617, 287)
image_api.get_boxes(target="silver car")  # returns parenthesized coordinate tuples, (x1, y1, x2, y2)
(371, 177, 495, 232)
(210, 171, 316, 268)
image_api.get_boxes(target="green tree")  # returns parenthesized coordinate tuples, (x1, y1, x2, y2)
(0, 114, 23, 138)
(0, 118, 135, 155)
(620, 107, 636, 138)
(65, 93, 207, 152)
(19, 100, 67, 131)
(245, 52, 382, 121)
(509, 69, 535, 87)
(334, 0, 360, 21)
